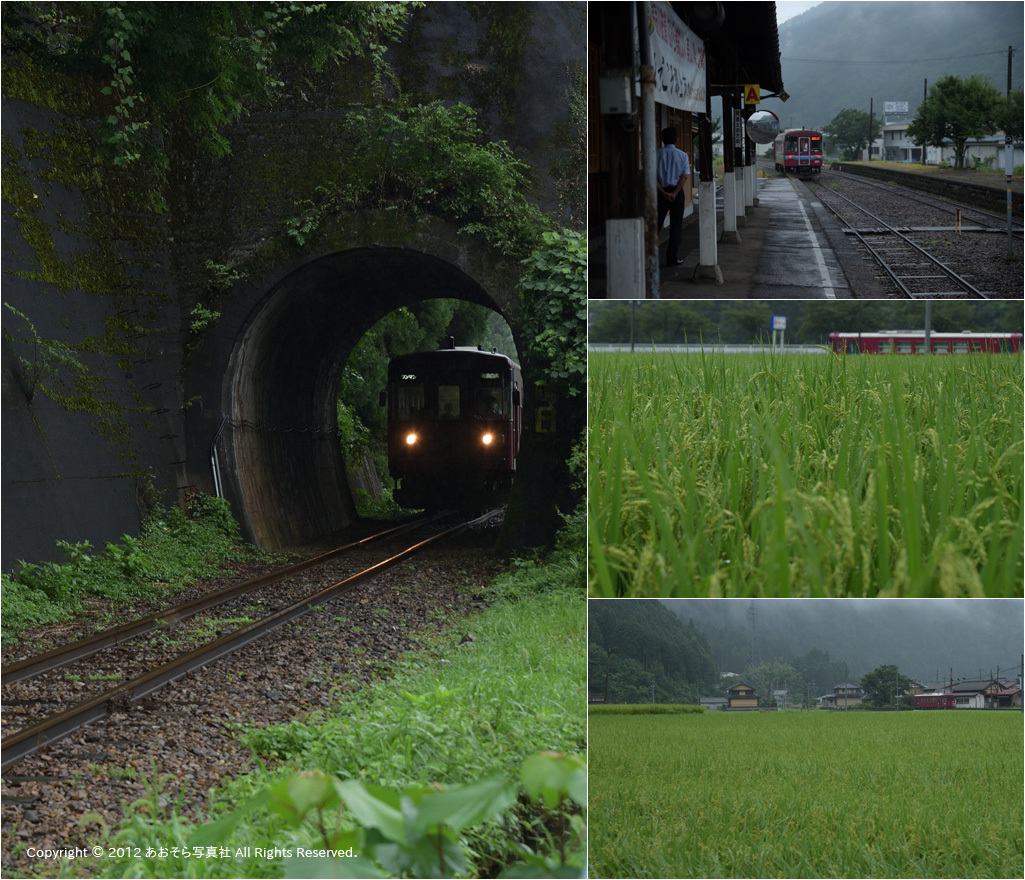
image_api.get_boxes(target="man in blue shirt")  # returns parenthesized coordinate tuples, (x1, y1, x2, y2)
(656, 127, 692, 266)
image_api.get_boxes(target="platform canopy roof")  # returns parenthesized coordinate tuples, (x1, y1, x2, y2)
(671, 2, 784, 96)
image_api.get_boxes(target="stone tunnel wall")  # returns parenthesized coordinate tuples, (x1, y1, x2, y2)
(1, 2, 585, 568)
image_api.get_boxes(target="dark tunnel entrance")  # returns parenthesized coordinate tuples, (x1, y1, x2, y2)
(210, 245, 522, 549)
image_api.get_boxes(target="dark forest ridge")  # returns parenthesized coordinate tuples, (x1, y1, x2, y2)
(777, 1, 1022, 131)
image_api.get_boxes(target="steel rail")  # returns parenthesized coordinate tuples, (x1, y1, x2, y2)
(818, 167, 1025, 233)
(810, 186, 991, 298)
(1, 508, 503, 770)
(2, 515, 440, 684)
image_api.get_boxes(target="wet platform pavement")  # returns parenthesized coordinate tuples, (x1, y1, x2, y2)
(591, 176, 887, 299)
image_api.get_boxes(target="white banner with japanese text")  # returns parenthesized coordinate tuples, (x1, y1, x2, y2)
(649, 2, 706, 113)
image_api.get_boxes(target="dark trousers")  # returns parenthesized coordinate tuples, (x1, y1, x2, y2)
(657, 190, 686, 264)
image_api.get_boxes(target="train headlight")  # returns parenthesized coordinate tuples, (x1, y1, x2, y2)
(481, 432, 494, 446)
(405, 432, 418, 446)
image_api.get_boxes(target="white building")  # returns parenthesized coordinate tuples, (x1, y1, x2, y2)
(881, 123, 921, 162)
(933, 132, 1023, 170)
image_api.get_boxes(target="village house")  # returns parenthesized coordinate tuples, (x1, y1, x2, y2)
(727, 682, 759, 710)
(995, 683, 1022, 709)
(817, 682, 865, 709)
(951, 679, 1004, 709)
(699, 697, 728, 711)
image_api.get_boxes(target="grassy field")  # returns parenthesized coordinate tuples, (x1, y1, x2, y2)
(588, 350, 1024, 597)
(588, 710, 1024, 878)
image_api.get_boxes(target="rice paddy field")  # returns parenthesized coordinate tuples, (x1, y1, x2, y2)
(588, 710, 1024, 879)
(588, 350, 1024, 597)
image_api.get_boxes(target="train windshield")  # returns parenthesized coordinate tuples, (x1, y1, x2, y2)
(393, 382, 425, 420)
(474, 369, 513, 420)
(438, 385, 460, 419)
(784, 134, 822, 155)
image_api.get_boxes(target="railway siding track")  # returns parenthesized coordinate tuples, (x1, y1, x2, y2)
(806, 171, 1020, 297)
(820, 166, 1025, 233)
(1, 509, 502, 769)
(829, 161, 1024, 219)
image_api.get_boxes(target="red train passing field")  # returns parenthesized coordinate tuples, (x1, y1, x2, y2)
(773, 129, 823, 175)
(913, 693, 956, 709)
(829, 331, 1023, 355)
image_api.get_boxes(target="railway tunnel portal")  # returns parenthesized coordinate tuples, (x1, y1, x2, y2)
(186, 213, 524, 550)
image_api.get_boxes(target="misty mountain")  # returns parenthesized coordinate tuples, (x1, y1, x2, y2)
(662, 599, 1023, 689)
(769, 2, 1023, 133)
(588, 599, 719, 703)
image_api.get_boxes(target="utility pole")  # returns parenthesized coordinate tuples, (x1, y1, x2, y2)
(922, 79, 928, 164)
(868, 98, 873, 161)
(746, 601, 759, 669)
(637, 1, 660, 296)
(1006, 46, 1015, 260)
(924, 300, 932, 353)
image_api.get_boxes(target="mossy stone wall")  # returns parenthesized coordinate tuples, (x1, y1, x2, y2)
(1, 2, 584, 566)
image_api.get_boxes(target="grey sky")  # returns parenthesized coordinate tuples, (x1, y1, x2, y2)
(776, 1, 823, 25)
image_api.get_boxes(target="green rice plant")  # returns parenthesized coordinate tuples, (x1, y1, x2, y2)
(589, 710, 1023, 878)
(588, 703, 705, 716)
(588, 350, 1024, 597)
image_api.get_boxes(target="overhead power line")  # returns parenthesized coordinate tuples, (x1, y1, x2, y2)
(781, 50, 1011, 65)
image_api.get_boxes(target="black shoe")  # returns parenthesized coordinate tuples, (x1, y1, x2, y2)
(667, 259, 684, 266)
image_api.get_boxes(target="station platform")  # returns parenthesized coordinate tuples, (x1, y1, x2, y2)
(589, 176, 885, 299)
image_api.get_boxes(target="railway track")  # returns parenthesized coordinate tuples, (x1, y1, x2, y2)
(806, 176, 1002, 298)
(818, 166, 1025, 234)
(1, 509, 502, 769)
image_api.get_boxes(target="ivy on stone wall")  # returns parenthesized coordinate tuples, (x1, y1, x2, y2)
(518, 230, 587, 399)
(3, 1, 585, 453)
(2, 2, 414, 172)
(282, 99, 549, 259)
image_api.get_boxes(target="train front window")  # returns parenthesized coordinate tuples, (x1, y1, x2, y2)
(475, 370, 512, 420)
(393, 383, 424, 420)
(438, 385, 460, 419)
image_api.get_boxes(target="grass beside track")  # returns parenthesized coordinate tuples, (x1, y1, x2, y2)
(588, 350, 1024, 597)
(589, 710, 1023, 879)
(55, 523, 586, 879)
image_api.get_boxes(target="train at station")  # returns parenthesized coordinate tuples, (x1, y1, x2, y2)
(384, 342, 522, 509)
(773, 129, 824, 175)
(828, 331, 1023, 355)
(913, 693, 956, 710)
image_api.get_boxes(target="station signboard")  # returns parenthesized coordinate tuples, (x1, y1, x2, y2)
(648, 2, 707, 113)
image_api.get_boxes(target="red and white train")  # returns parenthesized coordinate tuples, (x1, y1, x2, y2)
(773, 129, 823, 175)
(829, 331, 1023, 355)
(913, 693, 956, 710)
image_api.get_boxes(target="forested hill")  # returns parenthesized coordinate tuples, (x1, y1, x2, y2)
(776, 2, 1023, 132)
(588, 600, 718, 704)
(664, 600, 1024, 689)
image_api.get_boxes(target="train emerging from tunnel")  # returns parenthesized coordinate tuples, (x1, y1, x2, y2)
(384, 342, 523, 509)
